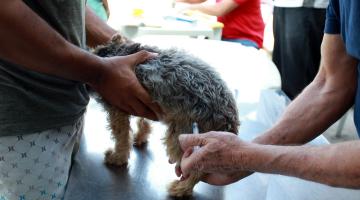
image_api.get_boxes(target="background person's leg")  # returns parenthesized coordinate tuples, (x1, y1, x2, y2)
(272, 7, 326, 100)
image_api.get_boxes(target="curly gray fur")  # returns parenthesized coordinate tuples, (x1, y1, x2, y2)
(93, 38, 239, 134)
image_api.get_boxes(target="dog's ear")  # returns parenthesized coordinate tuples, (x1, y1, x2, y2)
(124, 43, 142, 54)
(111, 33, 122, 43)
(111, 33, 125, 44)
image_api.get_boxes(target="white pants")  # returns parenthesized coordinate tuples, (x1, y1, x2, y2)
(0, 117, 83, 200)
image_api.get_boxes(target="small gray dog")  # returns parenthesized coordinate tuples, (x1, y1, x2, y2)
(92, 34, 239, 197)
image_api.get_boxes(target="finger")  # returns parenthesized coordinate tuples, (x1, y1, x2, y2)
(175, 165, 182, 177)
(128, 98, 158, 120)
(201, 173, 237, 186)
(180, 147, 207, 178)
(133, 82, 163, 120)
(180, 176, 186, 181)
(183, 148, 193, 158)
(178, 134, 204, 151)
(115, 103, 134, 116)
(135, 83, 163, 119)
(202, 171, 251, 186)
(179, 148, 194, 178)
(126, 50, 158, 70)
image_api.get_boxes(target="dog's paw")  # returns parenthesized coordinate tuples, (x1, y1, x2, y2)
(133, 118, 151, 147)
(104, 149, 129, 166)
(167, 180, 193, 197)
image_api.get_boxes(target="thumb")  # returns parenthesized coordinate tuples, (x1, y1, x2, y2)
(126, 50, 158, 70)
(178, 134, 204, 151)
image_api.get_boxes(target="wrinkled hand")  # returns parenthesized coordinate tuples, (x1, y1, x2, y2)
(177, 131, 253, 185)
(91, 50, 162, 120)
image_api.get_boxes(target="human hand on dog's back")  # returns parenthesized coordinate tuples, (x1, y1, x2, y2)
(89, 50, 162, 121)
(177, 132, 253, 185)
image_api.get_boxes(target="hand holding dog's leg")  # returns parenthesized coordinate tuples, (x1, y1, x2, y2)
(178, 132, 252, 185)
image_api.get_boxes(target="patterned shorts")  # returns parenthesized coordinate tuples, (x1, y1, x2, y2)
(0, 117, 83, 200)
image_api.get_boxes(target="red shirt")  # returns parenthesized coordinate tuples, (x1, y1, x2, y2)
(217, 0, 265, 48)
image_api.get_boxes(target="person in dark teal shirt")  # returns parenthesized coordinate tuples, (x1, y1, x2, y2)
(176, 0, 360, 189)
(87, 0, 110, 21)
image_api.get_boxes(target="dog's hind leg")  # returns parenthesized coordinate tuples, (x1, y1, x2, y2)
(104, 106, 132, 166)
(134, 118, 151, 146)
(163, 123, 183, 167)
(164, 122, 202, 197)
(168, 173, 203, 197)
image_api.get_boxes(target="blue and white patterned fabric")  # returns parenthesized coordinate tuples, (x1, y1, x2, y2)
(0, 117, 83, 200)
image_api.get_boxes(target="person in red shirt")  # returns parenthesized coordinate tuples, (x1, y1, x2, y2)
(177, 0, 265, 49)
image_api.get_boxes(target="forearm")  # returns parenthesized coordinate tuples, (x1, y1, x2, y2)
(189, 3, 223, 16)
(242, 141, 360, 188)
(188, 0, 237, 16)
(255, 78, 354, 145)
(85, 6, 117, 48)
(0, 1, 103, 84)
(254, 35, 358, 145)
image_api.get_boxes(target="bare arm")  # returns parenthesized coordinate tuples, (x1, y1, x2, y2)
(184, 0, 238, 16)
(85, 6, 116, 48)
(0, 1, 101, 84)
(243, 140, 360, 188)
(242, 34, 359, 187)
(254, 34, 358, 145)
(180, 132, 360, 188)
(179, 34, 360, 188)
(180, 134, 360, 188)
(0, 0, 160, 120)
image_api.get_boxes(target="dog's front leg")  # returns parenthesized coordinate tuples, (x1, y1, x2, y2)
(104, 106, 132, 166)
(134, 118, 151, 146)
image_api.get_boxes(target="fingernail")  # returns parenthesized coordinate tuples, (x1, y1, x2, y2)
(149, 52, 158, 57)
(178, 134, 187, 140)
